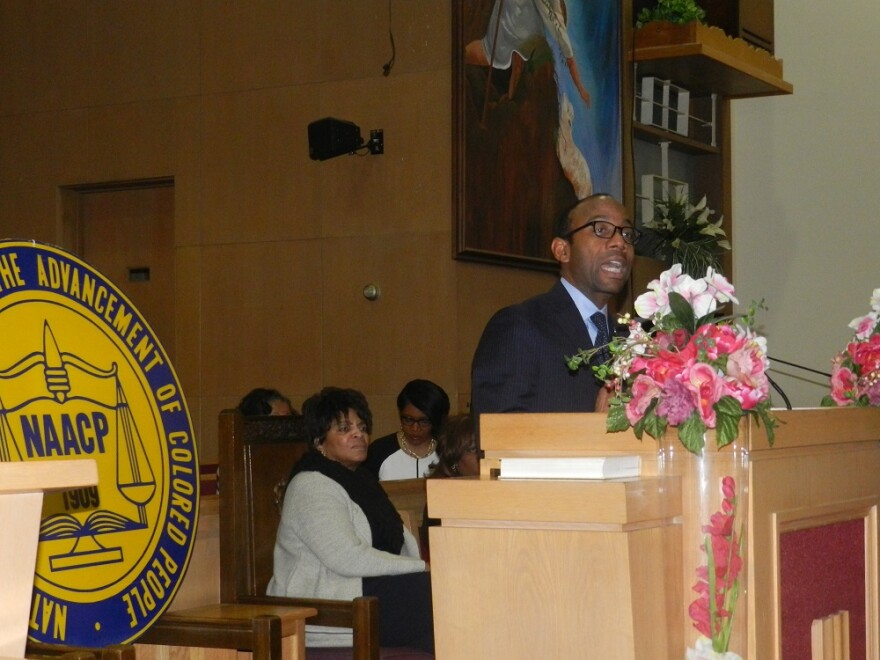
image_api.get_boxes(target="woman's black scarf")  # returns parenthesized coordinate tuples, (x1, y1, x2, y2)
(291, 451, 404, 555)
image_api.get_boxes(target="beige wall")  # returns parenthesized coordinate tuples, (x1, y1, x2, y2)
(0, 1, 555, 462)
(5, 0, 859, 457)
(732, 0, 880, 407)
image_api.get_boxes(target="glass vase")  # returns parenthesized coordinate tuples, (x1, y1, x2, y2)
(659, 433, 750, 659)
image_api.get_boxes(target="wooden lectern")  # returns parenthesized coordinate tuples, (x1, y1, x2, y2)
(0, 459, 98, 659)
(426, 409, 880, 659)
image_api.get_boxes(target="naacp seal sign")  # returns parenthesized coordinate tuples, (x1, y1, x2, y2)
(0, 241, 198, 646)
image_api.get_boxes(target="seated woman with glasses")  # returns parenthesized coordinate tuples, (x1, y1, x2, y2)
(364, 379, 450, 481)
(268, 386, 433, 653)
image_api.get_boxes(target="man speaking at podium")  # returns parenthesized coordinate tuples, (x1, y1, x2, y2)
(471, 193, 638, 418)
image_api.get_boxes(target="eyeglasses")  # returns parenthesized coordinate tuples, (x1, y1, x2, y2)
(566, 219, 642, 245)
(400, 415, 431, 429)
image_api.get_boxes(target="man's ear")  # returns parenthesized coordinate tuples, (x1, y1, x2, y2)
(551, 237, 570, 264)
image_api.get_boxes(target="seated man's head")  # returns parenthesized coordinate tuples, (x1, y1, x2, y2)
(238, 387, 294, 416)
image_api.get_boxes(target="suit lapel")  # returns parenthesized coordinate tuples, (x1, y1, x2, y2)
(546, 281, 593, 349)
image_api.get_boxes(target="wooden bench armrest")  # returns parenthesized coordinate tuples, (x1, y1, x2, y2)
(236, 594, 379, 660)
(138, 613, 281, 660)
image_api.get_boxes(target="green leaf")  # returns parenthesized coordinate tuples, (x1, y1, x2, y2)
(632, 411, 647, 439)
(677, 412, 707, 454)
(715, 409, 740, 449)
(668, 291, 696, 333)
(644, 409, 667, 440)
(715, 395, 743, 418)
(606, 402, 631, 433)
(755, 404, 778, 446)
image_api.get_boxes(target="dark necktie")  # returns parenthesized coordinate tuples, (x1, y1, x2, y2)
(590, 311, 611, 365)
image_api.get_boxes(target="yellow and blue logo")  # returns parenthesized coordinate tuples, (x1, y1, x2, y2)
(0, 241, 198, 645)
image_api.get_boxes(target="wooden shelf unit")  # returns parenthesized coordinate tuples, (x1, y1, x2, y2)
(633, 21, 792, 98)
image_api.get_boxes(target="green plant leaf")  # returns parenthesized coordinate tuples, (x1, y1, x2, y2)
(677, 412, 707, 453)
(715, 409, 741, 449)
(668, 291, 697, 333)
(715, 395, 743, 418)
(644, 409, 667, 440)
(755, 403, 778, 445)
(606, 402, 631, 432)
(714, 396, 743, 449)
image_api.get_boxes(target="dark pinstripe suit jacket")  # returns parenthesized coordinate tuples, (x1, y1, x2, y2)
(471, 280, 623, 417)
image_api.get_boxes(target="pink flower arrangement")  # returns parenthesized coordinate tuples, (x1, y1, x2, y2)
(688, 476, 743, 655)
(568, 264, 777, 453)
(822, 288, 880, 407)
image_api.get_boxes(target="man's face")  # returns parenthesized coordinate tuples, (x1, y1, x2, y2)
(552, 196, 634, 307)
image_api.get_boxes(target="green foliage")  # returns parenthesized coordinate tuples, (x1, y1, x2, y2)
(677, 412, 707, 453)
(636, 0, 707, 28)
(606, 398, 631, 432)
(668, 291, 697, 333)
(643, 193, 730, 278)
(714, 395, 744, 449)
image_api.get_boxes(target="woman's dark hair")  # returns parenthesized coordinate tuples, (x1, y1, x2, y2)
(237, 387, 293, 416)
(429, 413, 475, 478)
(302, 387, 373, 445)
(396, 379, 450, 431)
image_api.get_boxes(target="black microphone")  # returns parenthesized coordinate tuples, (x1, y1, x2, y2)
(766, 374, 792, 410)
(766, 356, 832, 411)
(767, 356, 832, 379)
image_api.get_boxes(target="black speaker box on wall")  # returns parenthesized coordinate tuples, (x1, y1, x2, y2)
(307, 118, 363, 161)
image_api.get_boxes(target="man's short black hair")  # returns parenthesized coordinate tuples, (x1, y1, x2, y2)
(553, 193, 615, 239)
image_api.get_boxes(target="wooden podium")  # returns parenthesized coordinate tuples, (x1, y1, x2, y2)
(426, 409, 880, 659)
(0, 459, 98, 659)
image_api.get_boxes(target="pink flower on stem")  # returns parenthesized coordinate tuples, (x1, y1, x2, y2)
(688, 476, 743, 653)
(850, 334, 880, 374)
(830, 363, 858, 406)
(849, 313, 879, 341)
(625, 375, 662, 426)
(683, 362, 725, 427)
(724, 340, 771, 411)
(690, 476, 743, 653)
(704, 267, 739, 306)
(656, 377, 697, 426)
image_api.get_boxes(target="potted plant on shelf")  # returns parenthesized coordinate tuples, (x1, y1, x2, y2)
(635, 0, 706, 28)
(640, 193, 730, 278)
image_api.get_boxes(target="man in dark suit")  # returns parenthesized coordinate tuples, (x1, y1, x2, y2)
(471, 193, 639, 416)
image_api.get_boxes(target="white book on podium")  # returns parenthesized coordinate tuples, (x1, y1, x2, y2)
(498, 455, 641, 480)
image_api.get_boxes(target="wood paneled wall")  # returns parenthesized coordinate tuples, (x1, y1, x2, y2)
(0, 1, 556, 461)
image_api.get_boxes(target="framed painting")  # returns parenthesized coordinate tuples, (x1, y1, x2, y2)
(453, 0, 624, 270)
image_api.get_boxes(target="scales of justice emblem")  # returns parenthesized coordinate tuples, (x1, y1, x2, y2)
(0, 240, 198, 646)
(0, 322, 157, 572)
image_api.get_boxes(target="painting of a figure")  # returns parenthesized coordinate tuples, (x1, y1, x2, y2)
(454, 0, 622, 269)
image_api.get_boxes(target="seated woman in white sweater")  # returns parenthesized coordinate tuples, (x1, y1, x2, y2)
(267, 386, 433, 653)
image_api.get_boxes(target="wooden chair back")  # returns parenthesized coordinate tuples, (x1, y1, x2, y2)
(218, 409, 310, 602)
